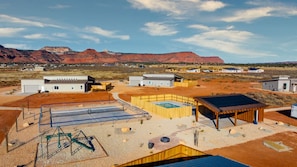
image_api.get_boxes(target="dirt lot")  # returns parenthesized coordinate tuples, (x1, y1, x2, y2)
(265, 110, 297, 127)
(117, 78, 264, 102)
(1, 78, 297, 166)
(206, 131, 297, 167)
(0, 87, 113, 143)
(0, 110, 21, 142)
(204, 108, 297, 167)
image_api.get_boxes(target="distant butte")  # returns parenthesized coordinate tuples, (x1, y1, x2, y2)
(0, 45, 224, 64)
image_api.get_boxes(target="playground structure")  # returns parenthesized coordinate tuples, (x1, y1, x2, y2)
(42, 126, 95, 159)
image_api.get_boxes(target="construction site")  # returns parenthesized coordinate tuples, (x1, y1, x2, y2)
(1, 78, 297, 167)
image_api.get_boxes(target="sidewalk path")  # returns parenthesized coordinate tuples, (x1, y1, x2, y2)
(0, 106, 22, 110)
(264, 106, 291, 112)
(112, 92, 151, 118)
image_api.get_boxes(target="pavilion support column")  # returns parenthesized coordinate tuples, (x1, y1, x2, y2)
(254, 109, 259, 124)
(235, 111, 238, 126)
(216, 113, 219, 130)
(5, 134, 8, 153)
(195, 102, 199, 122)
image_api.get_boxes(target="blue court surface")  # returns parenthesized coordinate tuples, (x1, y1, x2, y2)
(50, 106, 144, 127)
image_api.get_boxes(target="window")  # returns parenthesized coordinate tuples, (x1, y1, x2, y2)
(80, 85, 83, 89)
(54, 86, 59, 90)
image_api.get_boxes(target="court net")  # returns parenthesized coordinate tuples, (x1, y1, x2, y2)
(50, 106, 124, 117)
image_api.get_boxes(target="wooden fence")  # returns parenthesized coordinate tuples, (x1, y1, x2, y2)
(131, 94, 196, 118)
(118, 144, 206, 166)
(174, 80, 198, 87)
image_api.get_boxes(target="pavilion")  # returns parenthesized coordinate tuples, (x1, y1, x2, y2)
(194, 94, 267, 129)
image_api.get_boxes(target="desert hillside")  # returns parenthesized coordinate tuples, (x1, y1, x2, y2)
(0, 45, 224, 64)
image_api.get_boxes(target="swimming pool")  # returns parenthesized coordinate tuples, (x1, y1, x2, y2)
(156, 102, 180, 108)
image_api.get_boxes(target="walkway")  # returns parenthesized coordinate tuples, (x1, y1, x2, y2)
(112, 92, 151, 118)
(0, 106, 22, 110)
(264, 106, 291, 112)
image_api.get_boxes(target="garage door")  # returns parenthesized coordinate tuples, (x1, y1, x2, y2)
(23, 85, 40, 93)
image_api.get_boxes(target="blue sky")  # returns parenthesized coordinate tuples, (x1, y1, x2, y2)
(1, 0, 297, 63)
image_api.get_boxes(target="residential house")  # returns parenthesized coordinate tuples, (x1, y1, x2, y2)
(129, 74, 183, 87)
(186, 68, 200, 73)
(221, 67, 243, 73)
(262, 75, 297, 93)
(21, 75, 95, 93)
(248, 67, 264, 73)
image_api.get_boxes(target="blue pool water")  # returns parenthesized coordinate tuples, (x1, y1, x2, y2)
(156, 102, 180, 108)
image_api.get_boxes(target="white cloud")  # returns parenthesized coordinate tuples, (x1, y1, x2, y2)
(221, 1, 297, 23)
(199, 0, 226, 12)
(128, 0, 226, 17)
(0, 14, 61, 28)
(52, 33, 67, 38)
(142, 22, 178, 36)
(176, 24, 273, 58)
(226, 25, 234, 30)
(128, 0, 182, 15)
(200, 30, 254, 42)
(24, 33, 48, 39)
(49, 4, 71, 9)
(272, 5, 297, 16)
(0, 27, 25, 37)
(80, 34, 100, 43)
(3, 43, 29, 49)
(188, 24, 215, 31)
(85, 26, 130, 40)
(222, 7, 273, 22)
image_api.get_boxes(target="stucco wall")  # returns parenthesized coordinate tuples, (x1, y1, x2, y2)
(44, 83, 86, 93)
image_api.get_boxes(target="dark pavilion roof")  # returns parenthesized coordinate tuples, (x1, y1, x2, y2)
(157, 155, 248, 167)
(194, 94, 267, 114)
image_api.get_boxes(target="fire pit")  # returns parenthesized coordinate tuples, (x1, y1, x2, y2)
(160, 136, 170, 143)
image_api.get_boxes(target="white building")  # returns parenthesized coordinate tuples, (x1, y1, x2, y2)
(221, 67, 243, 73)
(248, 67, 264, 73)
(21, 79, 46, 93)
(21, 75, 95, 93)
(186, 68, 200, 73)
(129, 74, 183, 87)
(261, 75, 297, 93)
(34, 66, 45, 71)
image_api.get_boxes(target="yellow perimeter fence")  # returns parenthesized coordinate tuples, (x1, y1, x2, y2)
(131, 94, 196, 118)
(119, 144, 206, 166)
(174, 80, 198, 87)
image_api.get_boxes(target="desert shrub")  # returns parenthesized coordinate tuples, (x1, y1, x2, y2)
(245, 92, 297, 107)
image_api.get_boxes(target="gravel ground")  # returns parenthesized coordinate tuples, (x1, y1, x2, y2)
(1, 81, 297, 167)
(1, 109, 296, 167)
